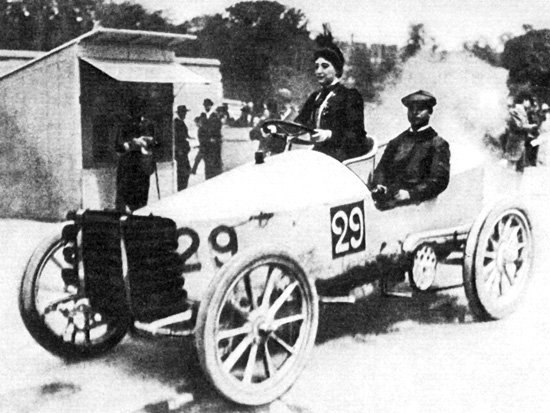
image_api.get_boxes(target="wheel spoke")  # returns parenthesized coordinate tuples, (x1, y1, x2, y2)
(271, 313, 305, 330)
(261, 266, 280, 310)
(43, 294, 79, 315)
(485, 265, 499, 290)
(267, 281, 298, 319)
(217, 325, 251, 341)
(263, 341, 274, 378)
(489, 234, 499, 249)
(243, 272, 256, 310)
(504, 263, 517, 285)
(484, 250, 497, 260)
(51, 255, 66, 270)
(223, 335, 253, 373)
(270, 332, 296, 355)
(70, 320, 78, 344)
(501, 217, 513, 240)
(497, 219, 505, 239)
(483, 260, 497, 280)
(242, 342, 259, 384)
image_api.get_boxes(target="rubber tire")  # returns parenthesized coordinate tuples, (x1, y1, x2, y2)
(19, 232, 130, 359)
(195, 247, 318, 406)
(463, 202, 534, 321)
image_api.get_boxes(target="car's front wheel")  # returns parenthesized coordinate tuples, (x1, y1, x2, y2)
(195, 247, 318, 405)
(19, 232, 130, 359)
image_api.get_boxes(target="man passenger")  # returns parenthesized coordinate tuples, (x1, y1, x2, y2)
(371, 90, 450, 209)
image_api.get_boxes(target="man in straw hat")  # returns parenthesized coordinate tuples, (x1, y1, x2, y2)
(370, 90, 450, 210)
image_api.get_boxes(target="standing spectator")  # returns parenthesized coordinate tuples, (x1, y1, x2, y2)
(197, 98, 223, 179)
(174, 105, 192, 191)
(115, 104, 158, 212)
(234, 103, 250, 127)
(534, 103, 550, 166)
(525, 98, 542, 166)
(505, 93, 539, 171)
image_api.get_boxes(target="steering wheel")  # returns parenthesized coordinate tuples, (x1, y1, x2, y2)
(260, 120, 316, 146)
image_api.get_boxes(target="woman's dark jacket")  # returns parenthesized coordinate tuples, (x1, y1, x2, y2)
(295, 83, 369, 161)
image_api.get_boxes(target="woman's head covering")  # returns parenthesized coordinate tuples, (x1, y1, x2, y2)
(314, 46, 345, 77)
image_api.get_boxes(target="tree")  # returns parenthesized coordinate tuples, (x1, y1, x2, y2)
(96, 1, 173, 32)
(346, 42, 376, 100)
(402, 23, 426, 60)
(0, 0, 179, 51)
(502, 29, 550, 99)
(463, 39, 501, 67)
(0, 0, 99, 50)
(185, 1, 316, 104)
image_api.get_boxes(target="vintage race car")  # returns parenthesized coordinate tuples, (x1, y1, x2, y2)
(19, 121, 534, 406)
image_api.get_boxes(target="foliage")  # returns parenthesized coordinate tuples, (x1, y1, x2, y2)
(184, 1, 316, 105)
(96, 1, 173, 32)
(346, 42, 399, 102)
(0, 0, 99, 50)
(401, 23, 426, 60)
(463, 40, 501, 67)
(502, 29, 550, 99)
(346, 43, 376, 101)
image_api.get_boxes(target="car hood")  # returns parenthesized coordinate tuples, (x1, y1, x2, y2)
(137, 150, 369, 223)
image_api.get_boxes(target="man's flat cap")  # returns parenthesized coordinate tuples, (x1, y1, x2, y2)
(401, 90, 437, 108)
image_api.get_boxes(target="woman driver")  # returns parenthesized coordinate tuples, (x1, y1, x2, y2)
(294, 45, 369, 161)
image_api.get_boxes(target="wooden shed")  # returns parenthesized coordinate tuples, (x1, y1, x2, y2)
(0, 28, 213, 220)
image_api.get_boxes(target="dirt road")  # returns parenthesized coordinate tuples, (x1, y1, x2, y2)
(1, 191, 550, 413)
(2, 140, 550, 413)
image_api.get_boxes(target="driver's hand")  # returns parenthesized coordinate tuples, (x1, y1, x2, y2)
(394, 189, 410, 201)
(132, 136, 148, 148)
(261, 124, 277, 138)
(312, 129, 332, 142)
(374, 185, 387, 194)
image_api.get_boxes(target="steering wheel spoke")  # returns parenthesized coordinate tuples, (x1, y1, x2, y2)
(260, 120, 316, 147)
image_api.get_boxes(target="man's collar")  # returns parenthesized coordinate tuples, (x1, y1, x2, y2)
(409, 124, 430, 133)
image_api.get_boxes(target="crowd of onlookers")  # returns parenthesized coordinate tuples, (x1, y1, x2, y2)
(502, 92, 550, 171)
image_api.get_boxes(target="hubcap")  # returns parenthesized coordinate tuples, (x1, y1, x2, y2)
(412, 245, 437, 290)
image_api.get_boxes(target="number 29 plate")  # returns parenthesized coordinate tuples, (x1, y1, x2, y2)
(330, 201, 366, 259)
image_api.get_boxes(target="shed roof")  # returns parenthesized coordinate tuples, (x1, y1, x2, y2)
(81, 57, 210, 84)
(0, 28, 197, 81)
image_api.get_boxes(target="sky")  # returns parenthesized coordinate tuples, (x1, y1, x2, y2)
(128, 0, 550, 50)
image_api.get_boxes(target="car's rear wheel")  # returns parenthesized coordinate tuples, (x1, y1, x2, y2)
(195, 247, 318, 405)
(463, 204, 534, 320)
(19, 232, 130, 359)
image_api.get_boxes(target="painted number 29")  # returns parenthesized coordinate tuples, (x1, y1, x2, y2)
(330, 201, 365, 258)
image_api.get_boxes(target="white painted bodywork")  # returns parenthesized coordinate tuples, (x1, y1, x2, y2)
(137, 149, 525, 301)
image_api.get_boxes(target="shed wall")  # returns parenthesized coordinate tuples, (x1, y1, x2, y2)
(0, 46, 82, 220)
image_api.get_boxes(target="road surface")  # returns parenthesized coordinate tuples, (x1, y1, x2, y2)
(1, 163, 550, 413)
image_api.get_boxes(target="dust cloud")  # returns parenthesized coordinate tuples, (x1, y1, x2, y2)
(367, 51, 510, 172)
